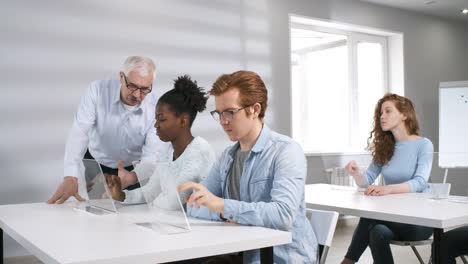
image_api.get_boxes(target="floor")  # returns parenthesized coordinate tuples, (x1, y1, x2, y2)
(4, 217, 464, 263)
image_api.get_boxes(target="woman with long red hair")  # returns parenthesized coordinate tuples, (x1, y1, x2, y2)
(341, 93, 433, 264)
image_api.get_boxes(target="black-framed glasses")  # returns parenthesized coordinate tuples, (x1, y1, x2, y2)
(210, 105, 251, 122)
(122, 74, 152, 94)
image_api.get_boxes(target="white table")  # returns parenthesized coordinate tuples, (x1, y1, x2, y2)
(0, 202, 291, 264)
(305, 184, 468, 264)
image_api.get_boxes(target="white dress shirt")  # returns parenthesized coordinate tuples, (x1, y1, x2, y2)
(123, 136, 216, 210)
(64, 79, 162, 178)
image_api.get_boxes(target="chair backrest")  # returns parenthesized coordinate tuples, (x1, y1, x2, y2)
(306, 208, 339, 246)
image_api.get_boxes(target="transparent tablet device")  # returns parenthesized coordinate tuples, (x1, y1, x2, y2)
(133, 162, 191, 234)
(75, 159, 117, 215)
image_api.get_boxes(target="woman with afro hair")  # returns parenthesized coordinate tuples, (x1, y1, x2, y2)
(107, 75, 216, 210)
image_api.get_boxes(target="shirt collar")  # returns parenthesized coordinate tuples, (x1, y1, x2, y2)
(251, 124, 271, 153)
(227, 124, 271, 156)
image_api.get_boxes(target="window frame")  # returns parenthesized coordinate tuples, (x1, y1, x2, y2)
(290, 23, 390, 155)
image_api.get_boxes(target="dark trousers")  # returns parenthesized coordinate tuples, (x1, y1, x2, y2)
(84, 150, 140, 190)
(438, 226, 468, 264)
(170, 253, 243, 264)
(345, 217, 433, 264)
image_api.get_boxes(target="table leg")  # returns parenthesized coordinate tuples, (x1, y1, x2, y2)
(1, 227, 3, 264)
(432, 228, 447, 264)
(260, 246, 273, 263)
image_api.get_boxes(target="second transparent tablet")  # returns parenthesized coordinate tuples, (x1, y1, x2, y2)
(134, 161, 191, 234)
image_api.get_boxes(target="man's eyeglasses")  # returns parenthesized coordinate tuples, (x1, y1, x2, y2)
(122, 74, 152, 94)
(210, 105, 251, 122)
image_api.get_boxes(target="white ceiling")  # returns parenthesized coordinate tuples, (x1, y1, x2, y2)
(360, 0, 468, 21)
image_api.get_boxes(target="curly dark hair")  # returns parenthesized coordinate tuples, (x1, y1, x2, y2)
(367, 93, 420, 165)
(158, 75, 208, 126)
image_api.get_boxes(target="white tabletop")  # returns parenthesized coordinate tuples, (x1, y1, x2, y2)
(0, 202, 291, 264)
(305, 184, 468, 229)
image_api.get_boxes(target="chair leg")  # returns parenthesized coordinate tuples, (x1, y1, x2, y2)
(410, 246, 425, 264)
(319, 246, 329, 264)
(461, 255, 468, 264)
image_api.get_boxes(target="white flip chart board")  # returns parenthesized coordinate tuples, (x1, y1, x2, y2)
(439, 81, 468, 168)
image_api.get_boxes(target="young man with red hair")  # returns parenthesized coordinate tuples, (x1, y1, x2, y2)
(179, 70, 317, 263)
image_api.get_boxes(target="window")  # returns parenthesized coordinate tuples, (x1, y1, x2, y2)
(290, 17, 395, 154)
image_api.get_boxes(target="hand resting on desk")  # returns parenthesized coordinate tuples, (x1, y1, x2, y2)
(47, 176, 85, 204)
(363, 185, 391, 196)
(364, 183, 412, 196)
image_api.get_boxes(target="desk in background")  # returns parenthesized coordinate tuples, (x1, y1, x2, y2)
(305, 184, 468, 264)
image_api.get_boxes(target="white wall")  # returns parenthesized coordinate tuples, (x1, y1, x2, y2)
(1, 0, 467, 257)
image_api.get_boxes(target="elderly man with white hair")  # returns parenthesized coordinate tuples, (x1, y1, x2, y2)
(48, 56, 161, 204)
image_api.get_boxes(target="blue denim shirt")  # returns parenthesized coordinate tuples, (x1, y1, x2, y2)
(188, 125, 318, 264)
